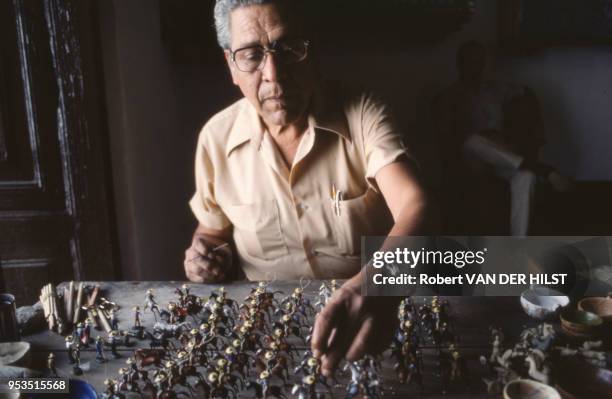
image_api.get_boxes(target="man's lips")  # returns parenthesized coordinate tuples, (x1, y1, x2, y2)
(263, 96, 285, 102)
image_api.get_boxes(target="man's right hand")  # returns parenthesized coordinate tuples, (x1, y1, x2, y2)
(184, 234, 232, 283)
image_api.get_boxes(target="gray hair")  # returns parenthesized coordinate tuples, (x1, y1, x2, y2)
(214, 0, 273, 50)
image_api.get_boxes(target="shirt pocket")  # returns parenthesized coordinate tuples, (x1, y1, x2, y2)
(330, 189, 393, 256)
(225, 200, 289, 260)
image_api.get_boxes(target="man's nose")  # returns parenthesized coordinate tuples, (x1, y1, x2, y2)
(261, 52, 284, 82)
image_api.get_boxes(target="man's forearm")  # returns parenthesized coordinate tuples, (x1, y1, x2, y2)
(347, 194, 427, 291)
(386, 195, 427, 237)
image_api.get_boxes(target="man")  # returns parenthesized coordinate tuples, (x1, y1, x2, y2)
(434, 41, 572, 236)
(184, 0, 427, 375)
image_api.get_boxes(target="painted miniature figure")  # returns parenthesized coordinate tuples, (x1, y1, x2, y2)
(47, 353, 58, 377)
(109, 330, 121, 358)
(72, 344, 83, 375)
(65, 335, 75, 364)
(133, 306, 142, 329)
(96, 336, 107, 363)
(109, 309, 119, 331)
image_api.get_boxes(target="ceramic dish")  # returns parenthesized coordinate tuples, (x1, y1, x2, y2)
(578, 295, 612, 326)
(520, 287, 569, 320)
(560, 308, 603, 340)
(0, 342, 31, 367)
(503, 379, 561, 399)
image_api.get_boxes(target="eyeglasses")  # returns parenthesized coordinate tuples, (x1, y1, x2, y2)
(229, 39, 310, 73)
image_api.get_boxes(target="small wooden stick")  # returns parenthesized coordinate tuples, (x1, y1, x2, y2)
(44, 285, 54, 330)
(73, 282, 84, 324)
(87, 285, 100, 307)
(50, 284, 57, 330)
(66, 281, 74, 322)
(50, 284, 64, 333)
(186, 242, 230, 263)
(97, 307, 112, 333)
(49, 284, 56, 331)
(40, 290, 50, 329)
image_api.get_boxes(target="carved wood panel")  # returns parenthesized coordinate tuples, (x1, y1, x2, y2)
(0, 0, 118, 305)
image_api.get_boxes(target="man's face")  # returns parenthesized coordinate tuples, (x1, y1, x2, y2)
(225, 4, 314, 128)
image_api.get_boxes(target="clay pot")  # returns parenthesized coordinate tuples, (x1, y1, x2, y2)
(503, 379, 561, 399)
(0, 341, 31, 367)
(520, 287, 569, 320)
(578, 295, 612, 327)
(560, 307, 603, 340)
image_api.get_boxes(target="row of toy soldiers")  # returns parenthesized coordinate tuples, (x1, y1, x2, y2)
(102, 282, 327, 398)
(397, 296, 455, 349)
(103, 332, 252, 398)
(344, 356, 384, 398)
(315, 279, 339, 310)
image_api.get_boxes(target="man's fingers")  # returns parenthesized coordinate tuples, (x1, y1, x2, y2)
(311, 302, 343, 358)
(185, 270, 204, 283)
(345, 317, 374, 361)
(193, 238, 209, 256)
(189, 254, 223, 273)
(186, 257, 221, 279)
(320, 316, 363, 377)
(187, 266, 220, 283)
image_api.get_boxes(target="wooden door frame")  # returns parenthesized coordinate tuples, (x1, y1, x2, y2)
(0, 0, 120, 291)
(42, 0, 120, 281)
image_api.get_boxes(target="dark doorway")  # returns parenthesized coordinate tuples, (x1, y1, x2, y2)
(0, 0, 118, 305)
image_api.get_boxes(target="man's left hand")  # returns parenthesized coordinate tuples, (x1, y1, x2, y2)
(310, 273, 400, 377)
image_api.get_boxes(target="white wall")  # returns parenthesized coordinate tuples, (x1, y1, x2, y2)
(99, 0, 240, 280)
(99, 0, 612, 279)
(317, 0, 612, 181)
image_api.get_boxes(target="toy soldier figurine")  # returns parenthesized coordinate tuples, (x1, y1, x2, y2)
(126, 357, 140, 384)
(144, 289, 159, 319)
(450, 350, 470, 388)
(101, 379, 124, 399)
(47, 353, 58, 377)
(167, 303, 177, 324)
(81, 318, 93, 347)
(291, 375, 319, 399)
(109, 330, 121, 359)
(73, 344, 83, 375)
(133, 306, 142, 328)
(65, 335, 75, 364)
(175, 285, 188, 307)
(117, 367, 129, 392)
(154, 372, 169, 398)
(75, 322, 84, 343)
(109, 309, 119, 331)
(95, 336, 106, 363)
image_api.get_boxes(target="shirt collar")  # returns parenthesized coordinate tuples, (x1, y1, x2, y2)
(225, 99, 264, 157)
(225, 80, 351, 157)
(308, 81, 351, 143)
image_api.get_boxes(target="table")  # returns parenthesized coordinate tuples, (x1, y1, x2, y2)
(23, 281, 535, 398)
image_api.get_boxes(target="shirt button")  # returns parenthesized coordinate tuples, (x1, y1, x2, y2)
(298, 203, 308, 211)
(310, 249, 319, 257)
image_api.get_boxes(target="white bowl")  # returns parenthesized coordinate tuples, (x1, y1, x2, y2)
(520, 287, 569, 320)
(0, 342, 31, 367)
(504, 379, 561, 399)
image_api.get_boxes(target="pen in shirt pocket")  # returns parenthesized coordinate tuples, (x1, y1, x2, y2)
(331, 183, 343, 217)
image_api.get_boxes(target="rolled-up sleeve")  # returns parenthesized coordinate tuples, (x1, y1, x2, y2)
(361, 92, 416, 190)
(189, 129, 231, 230)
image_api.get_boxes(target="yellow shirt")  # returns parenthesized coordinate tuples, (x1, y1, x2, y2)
(189, 81, 412, 280)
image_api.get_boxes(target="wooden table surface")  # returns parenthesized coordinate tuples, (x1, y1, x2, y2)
(22, 280, 536, 398)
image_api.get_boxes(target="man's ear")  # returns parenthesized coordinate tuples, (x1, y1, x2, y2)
(224, 50, 239, 86)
